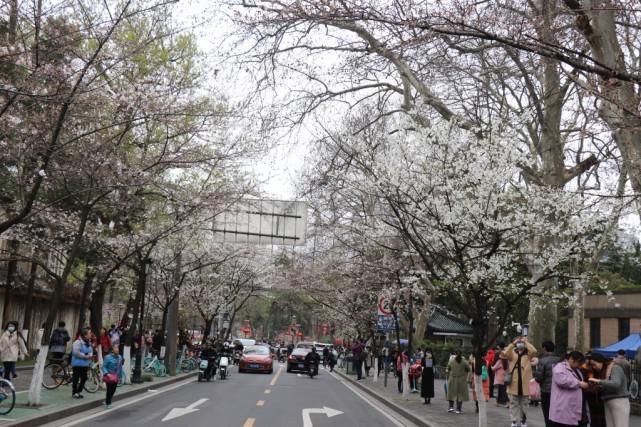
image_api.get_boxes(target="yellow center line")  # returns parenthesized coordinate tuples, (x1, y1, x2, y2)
(256, 400, 265, 407)
(270, 366, 283, 386)
(264, 389, 271, 394)
(243, 417, 255, 427)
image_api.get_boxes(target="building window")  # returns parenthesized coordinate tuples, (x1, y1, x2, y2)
(590, 318, 601, 348)
(619, 318, 630, 341)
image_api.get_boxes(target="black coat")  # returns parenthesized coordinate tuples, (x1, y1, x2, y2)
(421, 356, 435, 398)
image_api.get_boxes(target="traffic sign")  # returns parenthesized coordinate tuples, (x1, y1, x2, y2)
(377, 295, 393, 316)
(376, 314, 396, 332)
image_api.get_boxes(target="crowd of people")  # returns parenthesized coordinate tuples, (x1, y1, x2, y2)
(438, 337, 631, 427)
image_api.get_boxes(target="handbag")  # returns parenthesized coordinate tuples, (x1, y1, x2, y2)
(103, 372, 119, 384)
(505, 364, 517, 386)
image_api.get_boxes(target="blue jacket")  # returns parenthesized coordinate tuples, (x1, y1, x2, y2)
(102, 353, 122, 378)
(71, 339, 93, 368)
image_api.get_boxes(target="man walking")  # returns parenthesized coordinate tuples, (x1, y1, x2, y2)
(351, 338, 365, 380)
(613, 348, 632, 384)
(534, 341, 561, 427)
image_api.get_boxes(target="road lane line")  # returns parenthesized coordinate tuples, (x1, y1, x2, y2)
(58, 377, 197, 426)
(264, 389, 271, 394)
(256, 400, 265, 406)
(329, 372, 407, 427)
(243, 417, 255, 427)
(269, 366, 283, 386)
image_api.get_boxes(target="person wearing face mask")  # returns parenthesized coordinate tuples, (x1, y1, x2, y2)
(505, 336, 537, 427)
(586, 352, 630, 427)
(0, 321, 28, 381)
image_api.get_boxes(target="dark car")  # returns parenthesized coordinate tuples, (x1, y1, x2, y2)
(286, 348, 311, 373)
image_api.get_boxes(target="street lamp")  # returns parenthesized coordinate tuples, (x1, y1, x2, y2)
(132, 258, 152, 384)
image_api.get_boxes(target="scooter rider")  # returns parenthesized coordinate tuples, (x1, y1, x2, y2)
(305, 347, 321, 374)
(200, 339, 218, 380)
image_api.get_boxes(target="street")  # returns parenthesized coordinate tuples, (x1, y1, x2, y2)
(43, 362, 416, 427)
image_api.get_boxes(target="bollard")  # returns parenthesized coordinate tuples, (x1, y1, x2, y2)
(373, 358, 378, 383)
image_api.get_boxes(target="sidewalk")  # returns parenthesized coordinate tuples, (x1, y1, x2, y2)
(0, 372, 196, 427)
(334, 366, 641, 427)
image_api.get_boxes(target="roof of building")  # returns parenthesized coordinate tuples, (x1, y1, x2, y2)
(428, 306, 473, 335)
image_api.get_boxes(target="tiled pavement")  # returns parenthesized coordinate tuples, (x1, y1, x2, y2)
(334, 366, 641, 427)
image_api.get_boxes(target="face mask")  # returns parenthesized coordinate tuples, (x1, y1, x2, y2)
(7, 327, 15, 333)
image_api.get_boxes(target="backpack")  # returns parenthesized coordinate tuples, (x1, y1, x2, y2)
(50, 329, 67, 346)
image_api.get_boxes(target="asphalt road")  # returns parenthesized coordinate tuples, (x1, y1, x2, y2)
(45, 362, 417, 427)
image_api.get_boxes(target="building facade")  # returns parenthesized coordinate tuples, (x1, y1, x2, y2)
(568, 290, 641, 350)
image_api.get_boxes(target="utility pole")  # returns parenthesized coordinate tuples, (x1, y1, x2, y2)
(165, 252, 181, 375)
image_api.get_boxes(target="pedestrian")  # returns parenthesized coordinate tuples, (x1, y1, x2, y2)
(0, 321, 28, 381)
(485, 347, 496, 399)
(71, 328, 94, 398)
(469, 353, 489, 413)
(613, 349, 631, 384)
(446, 350, 470, 414)
(108, 324, 122, 353)
(328, 346, 337, 372)
(534, 340, 561, 427)
(408, 358, 422, 393)
(396, 348, 409, 393)
(99, 328, 111, 358)
(421, 348, 435, 404)
(505, 336, 537, 427)
(587, 352, 630, 427)
(363, 346, 371, 377)
(580, 359, 606, 427)
(351, 339, 365, 380)
(152, 329, 162, 357)
(102, 345, 122, 409)
(492, 351, 509, 406)
(49, 321, 70, 360)
(549, 351, 590, 427)
(322, 346, 329, 369)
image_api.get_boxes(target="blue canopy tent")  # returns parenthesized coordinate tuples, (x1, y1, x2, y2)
(592, 333, 641, 359)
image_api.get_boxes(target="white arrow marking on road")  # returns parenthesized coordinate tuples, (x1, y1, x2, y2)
(162, 398, 208, 422)
(302, 407, 343, 427)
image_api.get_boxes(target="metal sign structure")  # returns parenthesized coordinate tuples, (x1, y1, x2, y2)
(212, 199, 308, 246)
(376, 294, 396, 332)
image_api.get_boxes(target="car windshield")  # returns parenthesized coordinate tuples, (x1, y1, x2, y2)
(243, 346, 269, 355)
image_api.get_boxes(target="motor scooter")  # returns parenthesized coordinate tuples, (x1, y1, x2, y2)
(308, 361, 319, 379)
(219, 354, 230, 380)
(198, 358, 210, 382)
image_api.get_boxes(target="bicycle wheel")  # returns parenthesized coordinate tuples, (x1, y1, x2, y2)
(180, 359, 193, 372)
(84, 369, 100, 393)
(42, 363, 65, 390)
(0, 379, 15, 415)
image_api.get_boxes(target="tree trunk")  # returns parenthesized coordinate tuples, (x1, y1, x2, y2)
(89, 282, 107, 336)
(77, 270, 95, 332)
(203, 317, 213, 340)
(528, 278, 558, 349)
(3, 239, 19, 326)
(22, 260, 38, 346)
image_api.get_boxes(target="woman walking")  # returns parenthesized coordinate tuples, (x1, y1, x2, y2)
(587, 352, 630, 427)
(421, 348, 435, 404)
(0, 321, 28, 381)
(446, 350, 470, 414)
(102, 345, 122, 409)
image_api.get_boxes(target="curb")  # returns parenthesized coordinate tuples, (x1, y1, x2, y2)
(334, 369, 435, 427)
(10, 372, 197, 427)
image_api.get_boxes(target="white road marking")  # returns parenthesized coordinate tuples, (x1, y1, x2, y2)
(57, 377, 197, 426)
(329, 371, 408, 427)
(161, 398, 208, 422)
(264, 389, 271, 394)
(302, 407, 343, 427)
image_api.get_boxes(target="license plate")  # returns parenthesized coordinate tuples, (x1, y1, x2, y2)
(249, 364, 260, 369)
(298, 363, 305, 368)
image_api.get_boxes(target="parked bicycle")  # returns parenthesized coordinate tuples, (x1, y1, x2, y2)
(143, 355, 167, 377)
(0, 368, 15, 415)
(42, 356, 100, 392)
